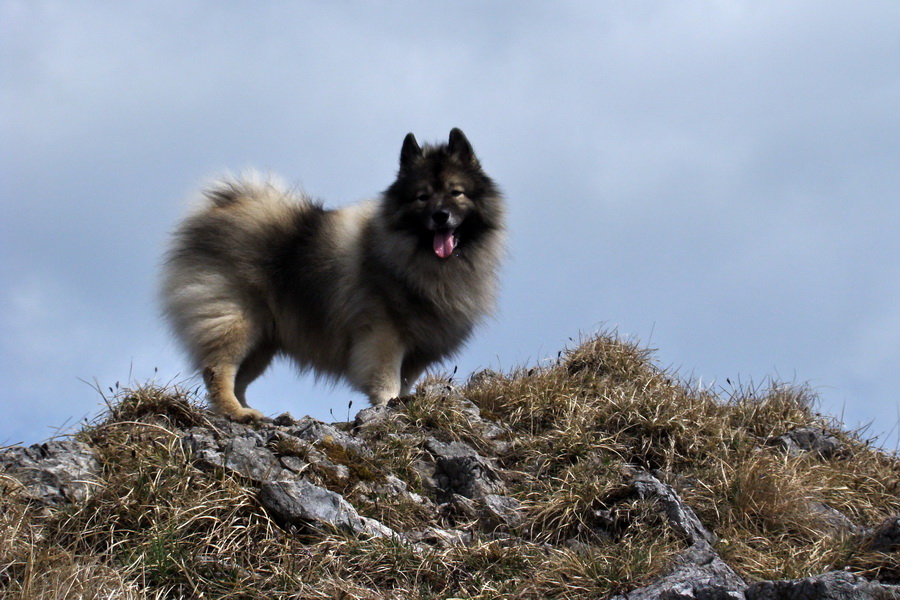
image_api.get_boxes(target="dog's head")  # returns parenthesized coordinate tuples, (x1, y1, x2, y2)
(383, 128, 503, 259)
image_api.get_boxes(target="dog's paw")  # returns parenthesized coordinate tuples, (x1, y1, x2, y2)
(226, 406, 265, 423)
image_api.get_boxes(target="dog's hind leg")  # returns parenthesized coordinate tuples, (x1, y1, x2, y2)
(234, 343, 277, 408)
(399, 356, 428, 397)
(199, 315, 265, 423)
(347, 325, 404, 405)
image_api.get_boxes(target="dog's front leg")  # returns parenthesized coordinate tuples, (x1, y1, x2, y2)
(347, 325, 404, 405)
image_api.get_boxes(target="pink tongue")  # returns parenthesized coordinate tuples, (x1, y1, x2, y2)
(433, 231, 456, 259)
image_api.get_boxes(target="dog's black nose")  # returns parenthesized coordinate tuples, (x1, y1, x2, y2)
(432, 210, 450, 226)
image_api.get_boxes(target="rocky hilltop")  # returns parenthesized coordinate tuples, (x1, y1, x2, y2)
(2, 334, 899, 599)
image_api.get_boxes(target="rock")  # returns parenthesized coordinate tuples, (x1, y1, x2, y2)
(288, 416, 372, 457)
(181, 427, 218, 463)
(423, 381, 511, 442)
(259, 479, 395, 539)
(425, 438, 505, 500)
(613, 471, 747, 600)
(279, 455, 309, 475)
(359, 474, 411, 498)
(768, 427, 844, 459)
(440, 494, 479, 522)
(866, 515, 900, 553)
(438, 493, 525, 532)
(609, 540, 746, 600)
(453, 397, 482, 421)
(424, 438, 479, 460)
(475, 494, 524, 531)
(271, 413, 297, 427)
(417, 381, 464, 400)
(610, 546, 746, 600)
(467, 369, 501, 387)
(382, 474, 409, 495)
(0, 440, 100, 505)
(183, 427, 284, 482)
(745, 570, 900, 600)
(353, 404, 395, 429)
(808, 501, 863, 536)
(6, 379, 899, 598)
(631, 470, 716, 546)
(221, 436, 283, 481)
(406, 526, 473, 548)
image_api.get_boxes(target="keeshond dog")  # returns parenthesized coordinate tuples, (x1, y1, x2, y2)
(161, 129, 505, 422)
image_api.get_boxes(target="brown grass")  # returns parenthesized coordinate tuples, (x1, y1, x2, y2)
(2, 332, 898, 598)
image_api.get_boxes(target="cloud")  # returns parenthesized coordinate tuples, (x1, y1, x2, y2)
(2, 1, 899, 449)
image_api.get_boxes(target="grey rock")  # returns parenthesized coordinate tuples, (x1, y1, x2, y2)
(0, 440, 100, 506)
(866, 515, 900, 552)
(631, 470, 716, 546)
(422, 381, 510, 442)
(361, 474, 410, 498)
(8, 388, 899, 600)
(467, 369, 501, 387)
(382, 474, 409, 494)
(183, 427, 283, 481)
(302, 447, 350, 481)
(406, 526, 472, 548)
(425, 438, 505, 500)
(271, 413, 297, 427)
(181, 428, 217, 456)
(613, 471, 746, 600)
(440, 493, 479, 522)
(279, 455, 309, 475)
(809, 502, 864, 536)
(476, 494, 524, 530)
(453, 397, 483, 421)
(611, 542, 746, 600)
(352, 474, 431, 509)
(417, 381, 463, 400)
(745, 570, 900, 600)
(259, 479, 395, 538)
(353, 404, 395, 429)
(221, 436, 283, 481)
(288, 416, 372, 457)
(425, 438, 480, 460)
(768, 427, 844, 459)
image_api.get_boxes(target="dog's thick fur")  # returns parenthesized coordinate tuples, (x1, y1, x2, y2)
(161, 129, 505, 421)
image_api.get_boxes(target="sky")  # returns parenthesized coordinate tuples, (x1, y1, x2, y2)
(2, 1, 899, 450)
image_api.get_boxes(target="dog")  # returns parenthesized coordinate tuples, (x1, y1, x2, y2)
(161, 129, 505, 422)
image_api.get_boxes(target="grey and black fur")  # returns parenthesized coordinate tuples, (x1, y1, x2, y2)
(161, 129, 505, 421)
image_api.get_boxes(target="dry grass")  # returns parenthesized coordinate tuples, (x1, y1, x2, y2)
(467, 333, 900, 582)
(2, 331, 899, 598)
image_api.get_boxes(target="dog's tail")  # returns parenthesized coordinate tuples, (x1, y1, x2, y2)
(203, 171, 290, 208)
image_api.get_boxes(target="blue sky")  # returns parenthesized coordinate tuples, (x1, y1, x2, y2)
(2, 1, 899, 450)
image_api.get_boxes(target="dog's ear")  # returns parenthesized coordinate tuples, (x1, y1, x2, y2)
(448, 128, 475, 163)
(399, 133, 422, 171)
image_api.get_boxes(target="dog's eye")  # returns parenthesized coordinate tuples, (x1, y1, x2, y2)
(415, 193, 429, 202)
(450, 189, 465, 198)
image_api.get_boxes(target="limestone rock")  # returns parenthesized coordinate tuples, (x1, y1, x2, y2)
(183, 427, 284, 482)
(259, 479, 395, 539)
(0, 440, 100, 505)
(425, 438, 505, 500)
(475, 493, 524, 531)
(866, 516, 900, 553)
(287, 416, 372, 458)
(631, 470, 716, 546)
(745, 570, 900, 600)
(768, 427, 844, 459)
(614, 471, 746, 600)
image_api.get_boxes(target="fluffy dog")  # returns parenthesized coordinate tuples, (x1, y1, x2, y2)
(161, 129, 505, 421)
